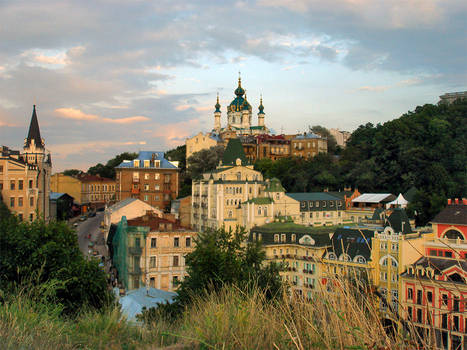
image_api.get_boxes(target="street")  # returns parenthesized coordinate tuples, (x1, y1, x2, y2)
(74, 211, 105, 258)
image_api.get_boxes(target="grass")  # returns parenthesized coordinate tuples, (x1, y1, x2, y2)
(0, 276, 430, 349)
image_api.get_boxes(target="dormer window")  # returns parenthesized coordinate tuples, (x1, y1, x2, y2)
(134, 160, 140, 167)
(154, 160, 160, 168)
(144, 160, 150, 168)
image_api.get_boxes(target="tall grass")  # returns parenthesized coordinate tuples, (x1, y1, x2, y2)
(1, 276, 429, 349)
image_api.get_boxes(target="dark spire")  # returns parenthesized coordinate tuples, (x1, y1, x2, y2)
(25, 105, 44, 149)
(215, 93, 221, 113)
(258, 94, 265, 114)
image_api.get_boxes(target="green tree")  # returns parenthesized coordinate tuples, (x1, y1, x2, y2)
(187, 145, 224, 179)
(62, 169, 82, 177)
(309, 125, 338, 154)
(139, 226, 284, 322)
(88, 152, 138, 179)
(0, 202, 113, 314)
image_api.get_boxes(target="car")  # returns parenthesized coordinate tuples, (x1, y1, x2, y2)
(89, 212, 96, 217)
(73, 222, 79, 227)
(79, 216, 87, 221)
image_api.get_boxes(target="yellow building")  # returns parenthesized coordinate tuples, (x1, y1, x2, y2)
(186, 132, 221, 163)
(0, 106, 51, 221)
(250, 222, 332, 300)
(51, 173, 116, 208)
(112, 213, 196, 292)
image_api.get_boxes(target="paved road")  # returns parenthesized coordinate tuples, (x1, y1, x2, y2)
(75, 211, 105, 257)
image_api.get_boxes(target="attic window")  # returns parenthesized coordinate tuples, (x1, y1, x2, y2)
(144, 160, 150, 168)
(134, 160, 140, 167)
(154, 160, 160, 168)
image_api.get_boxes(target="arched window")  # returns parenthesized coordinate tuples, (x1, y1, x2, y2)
(379, 255, 398, 267)
(327, 252, 336, 260)
(274, 234, 279, 242)
(443, 229, 465, 240)
(228, 211, 233, 218)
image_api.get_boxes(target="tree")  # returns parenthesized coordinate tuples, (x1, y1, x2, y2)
(187, 146, 224, 180)
(139, 226, 284, 322)
(88, 152, 138, 179)
(165, 145, 192, 198)
(310, 125, 338, 154)
(63, 169, 82, 177)
(0, 202, 113, 314)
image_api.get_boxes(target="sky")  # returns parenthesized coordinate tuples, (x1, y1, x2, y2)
(0, 0, 466, 172)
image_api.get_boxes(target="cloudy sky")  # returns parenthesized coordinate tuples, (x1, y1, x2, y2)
(1, 0, 466, 172)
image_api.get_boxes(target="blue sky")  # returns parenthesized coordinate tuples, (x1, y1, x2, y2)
(0, 0, 465, 171)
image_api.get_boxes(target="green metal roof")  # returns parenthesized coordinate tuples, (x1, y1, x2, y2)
(287, 192, 342, 201)
(222, 138, 247, 166)
(264, 178, 285, 192)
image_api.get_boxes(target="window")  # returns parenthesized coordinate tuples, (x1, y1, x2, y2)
(144, 195, 148, 201)
(155, 195, 160, 201)
(164, 194, 170, 201)
(164, 174, 171, 183)
(173, 256, 179, 267)
(18, 213, 23, 221)
(408, 287, 413, 301)
(18, 180, 23, 190)
(416, 290, 422, 305)
(172, 276, 179, 285)
(150, 256, 156, 268)
(281, 234, 286, 243)
(10, 197, 14, 207)
(155, 173, 160, 180)
(453, 315, 459, 331)
(18, 197, 23, 207)
(0, 181, 2, 190)
(427, 291, 433, 303)
(453, 296, 459, 312)
(10, 180, 15, 190)
(416, 308, 422, 323)
(135, 237, 141, 247)
(291, 234, 296, 242)
(0, 165, 2, 173)
(155, 184, 160, 191)
(441, 314, 447, 329)
(186, 237, 191, 247)
(29, 213, 33, 222)
(151, 238, 157, 248)
(274, 234, 279, 243)
(134, 160, 140, 167)
(174, 237, 179, 247)
(144, 173, 149, 180)
(407, 306, 412, 320)
(144, 184, 149, 191)
(441, 294, 448, 307)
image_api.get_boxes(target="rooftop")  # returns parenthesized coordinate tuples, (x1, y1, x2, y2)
(431, 200, 467, 226)
(352, 193, 395, 203)
(116, 151, 178, 169)
(287, 192, 343, 201)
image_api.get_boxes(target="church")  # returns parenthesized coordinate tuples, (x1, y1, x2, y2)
(213, 76, 269, 135)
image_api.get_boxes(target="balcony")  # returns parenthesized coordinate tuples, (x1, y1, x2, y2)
(128, 246, 142, 255)
(131, 188, 140, 194)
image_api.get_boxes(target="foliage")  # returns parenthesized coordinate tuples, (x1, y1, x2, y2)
(87, 152, 138, 179)
(139, 226, 284, 323)
(309, 125, 339, 154)
(187, 145, 224, 180)
(255, 100, 467, 225)
(0, 202, 113, 315)
(62, 169, 82, 177)
(165, 144, 192, 198)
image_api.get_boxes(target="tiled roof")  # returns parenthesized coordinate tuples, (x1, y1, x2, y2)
(116, 151, 178, 169)
(401, 256, 467, 282)
(108, 198, 138, 211)
(431, 204, 467, 226)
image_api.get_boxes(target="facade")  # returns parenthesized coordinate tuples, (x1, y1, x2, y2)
(51, 173, 115, 208)
(329, 128, 351, 148)
(115, 151, 179, 212)
(186, 132, 220, 161)
(171, 195, 192, 229)
(290, 133, 327, 159)
(438, 91, 467, 105)
(112, 213, 196, 292)
(250, 222, 331, 300)
(49, 192, 74, 220)
(0, 106, 51, 221)
(400, 199, 467, 350)
(287, 192, 348, 226)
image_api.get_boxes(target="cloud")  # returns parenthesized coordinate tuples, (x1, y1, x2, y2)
(357, 85, 389, 92)
(55, 107, 150, 124)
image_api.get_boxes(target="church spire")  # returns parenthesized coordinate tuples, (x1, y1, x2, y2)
(215, 93, 221, 113)
(25, 105, 44, 149)
(258, 94, 265, 114)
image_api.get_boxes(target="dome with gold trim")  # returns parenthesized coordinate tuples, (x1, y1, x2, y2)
(229, 78, 251, 112)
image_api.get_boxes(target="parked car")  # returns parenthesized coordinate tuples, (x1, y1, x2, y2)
(89, 212, 96, 217)
(79, 215, 86, 221)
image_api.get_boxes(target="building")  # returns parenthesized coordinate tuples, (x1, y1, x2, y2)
(171, 195, 192, 229)
(329, 128, 351, 148)
(49, 192, 74, 220)
(104, 197, 163, 240)
(0, 106, 51, 221)
(346, 193, 396, 223)
(51, 173, 116, 209)
(186, 132, 221, 162)
(400, 199, 467, 350)
(438, 91, 467, 105)
(213, 78, 269, 136)
(290, 132, 327, 159)
(115, 151, 179, 212)
(247, 134, 291, 163)
(287, 192, 348, 227)
(250, 222, 332, 300)
(112, 212, 196, 292)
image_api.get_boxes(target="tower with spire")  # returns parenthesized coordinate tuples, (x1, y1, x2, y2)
(213, 75, 268, 136)
(22, 105, 51, 220)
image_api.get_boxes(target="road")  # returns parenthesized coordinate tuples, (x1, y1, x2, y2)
(75, 211, 105, 258)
